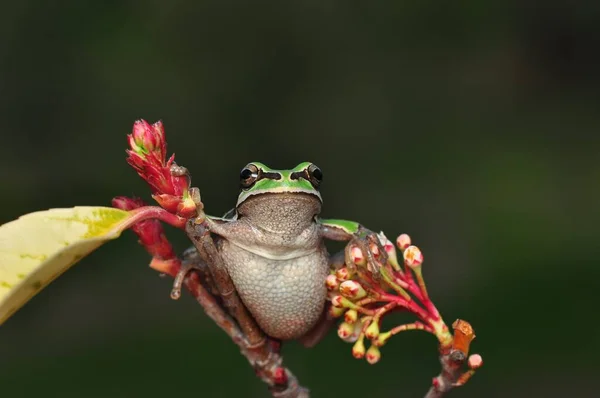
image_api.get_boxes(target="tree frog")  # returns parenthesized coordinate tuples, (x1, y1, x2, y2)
(177, 162, 385, 343)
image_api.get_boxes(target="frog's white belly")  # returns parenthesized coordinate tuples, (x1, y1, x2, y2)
(219, 240, 329, 340)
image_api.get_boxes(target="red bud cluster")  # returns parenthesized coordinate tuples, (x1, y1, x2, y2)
(126, 120, 196, 218)
(327, 233, 482, 389)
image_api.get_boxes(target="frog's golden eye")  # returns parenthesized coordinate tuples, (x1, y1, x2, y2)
(240, 163, 259, 189)
(307, 164, 323, 188)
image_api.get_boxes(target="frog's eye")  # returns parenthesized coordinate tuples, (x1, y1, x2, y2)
(307, 164, 323, 188)
(240, 164, 259, 189)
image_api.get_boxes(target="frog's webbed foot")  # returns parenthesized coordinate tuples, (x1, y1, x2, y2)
(169, 162, 205, 219)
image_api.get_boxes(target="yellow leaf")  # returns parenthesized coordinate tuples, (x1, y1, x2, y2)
(0, 206, 132, 325)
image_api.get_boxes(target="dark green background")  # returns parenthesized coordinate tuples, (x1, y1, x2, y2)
(1, 1, 598, 397)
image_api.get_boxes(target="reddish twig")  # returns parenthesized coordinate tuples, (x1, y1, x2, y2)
(113, 196, 309, 397)
(114, 119, 312, 396)
(425, 320, 482, 397)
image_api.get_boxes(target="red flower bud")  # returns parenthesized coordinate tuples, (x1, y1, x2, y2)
(350, 246, 366, 266)
(352, 338, 365, 359)
(129, 119, 166, 160)
(337, 322, 354, 339)
(468, 354, 483, 369)
(396, 233, 412, 251)
(326, 274, 339, 290)
(403, 245, 423, 268)
(339, 280, 367, 300)
(124, 120, 192, 217)
(365, 345, 381, 364)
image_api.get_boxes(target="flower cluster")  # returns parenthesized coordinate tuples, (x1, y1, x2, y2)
(113, 120, 197, 275)
(125, 120, 197, 218)
(327, 232, 482, 386)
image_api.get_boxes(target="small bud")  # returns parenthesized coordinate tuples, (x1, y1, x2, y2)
(452, 319, 476, 355)
(339, 280, 367, 300)
(374, 331, 392, 347)
(468, 354, 483, 369)
(335, 267, 351, 281)
(331, 295, 345, 308)
(344, 309, 358, 324)
(369, 243, 380, 259)
(273, 367, 288, 385)
(365, 321, 380, 340)
(337, 322, 354, 339)
(326, 274, 339, 290)
(352, 338, 366, 359)
(350, 246, 366, 266)
(396, 233, 411, 251)
(328, 305, 346, 318)
(365, 345, 381, 364)
(152, 193, 183, 214)
(403, 245, 423, 268)
(378, 231, 399, 265)
(176, 196, 198, 219)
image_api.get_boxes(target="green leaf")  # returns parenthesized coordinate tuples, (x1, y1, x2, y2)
(0, 206, 132, 325)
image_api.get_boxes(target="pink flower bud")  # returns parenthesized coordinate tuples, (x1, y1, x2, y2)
(365, 321, 380, 340)
(339, 280, 367, 300)
(337, 322, 354, 339)
(468, 354, 483, 369)
(273, 367, 288, 385)
(403, 245, 423, 268)
(378, 232, 398, 264)
(129, 119, 166, 160)
(396, 233, 412, 251)
(328, 305, 346, 318)
(365, 345, 381, 364)
(350, 246, 366, 266)
(352, 338, 365, 359)
(335, 267, 351, 281)
(369, 243, 380, 259)
(326, 274, 339, 290)
(331, 295, 346, 308)
(344, 309, 358, 324)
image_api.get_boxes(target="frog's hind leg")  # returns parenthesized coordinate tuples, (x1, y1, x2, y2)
(170, 246, 218, 300)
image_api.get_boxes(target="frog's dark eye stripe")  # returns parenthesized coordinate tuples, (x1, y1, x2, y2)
(258, 172, 282, 181)
(240, 164, 282, 190)
(290, 171, 306, 181)
(291, 164, 323, 188)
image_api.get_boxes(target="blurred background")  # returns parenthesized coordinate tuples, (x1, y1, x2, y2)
(1, 1, 599, 397)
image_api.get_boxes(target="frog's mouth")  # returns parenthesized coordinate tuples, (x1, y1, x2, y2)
(236, 186, 322, 207)
(236, 192, 322, 232)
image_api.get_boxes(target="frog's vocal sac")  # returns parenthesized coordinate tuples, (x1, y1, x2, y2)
(189, 162, 377, 341)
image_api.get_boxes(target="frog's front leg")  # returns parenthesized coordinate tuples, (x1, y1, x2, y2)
(318, 218, 388, 275)
(184, 218, 268, 349)
(170, 164, 266, 347)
